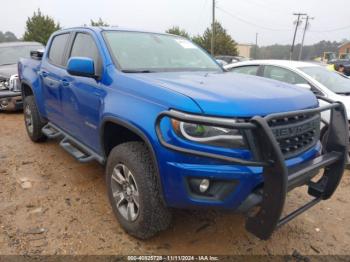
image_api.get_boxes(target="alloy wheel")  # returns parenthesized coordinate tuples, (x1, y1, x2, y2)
(111, 163, 140, 221)
(24, 105, 34, 134)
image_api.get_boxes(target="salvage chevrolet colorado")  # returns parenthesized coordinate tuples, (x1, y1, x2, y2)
(18, 27, 348, 240)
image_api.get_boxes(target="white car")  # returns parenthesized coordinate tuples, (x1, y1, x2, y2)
(224, 60, 350, 152)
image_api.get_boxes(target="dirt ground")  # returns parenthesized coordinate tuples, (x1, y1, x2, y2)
(1, 112, 350, 256)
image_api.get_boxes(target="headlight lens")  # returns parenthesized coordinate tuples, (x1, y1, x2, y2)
(0, 80, 9, 90)
(9, 74, 20, 91)
(171, 119, 246, 148)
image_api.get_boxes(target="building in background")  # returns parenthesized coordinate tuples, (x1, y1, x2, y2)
(339, 42, 350, 58)
(237, 43, 253, 58)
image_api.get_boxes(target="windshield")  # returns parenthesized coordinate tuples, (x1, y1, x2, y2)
(299, 66, 350, 94)
(103, 31, 221, 73)
(0, 45, 43, 65)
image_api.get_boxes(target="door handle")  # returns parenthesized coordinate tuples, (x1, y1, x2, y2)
(61, 79, 70, 87)
(39, 71, 48, 78)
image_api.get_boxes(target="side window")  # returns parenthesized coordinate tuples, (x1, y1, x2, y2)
(70, 33, 101, 74)
(229, 66, 260, 76)
(48, 33, 70, 66)
(263, 66, 307, 85)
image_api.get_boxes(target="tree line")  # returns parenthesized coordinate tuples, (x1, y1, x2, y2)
(0, 9, 109, 45)
(0, 31, 18, 42)
(1, 9, 346, 61)
(1, 9, 239, 55)
(254, 40, 344, 61)
(166, 24, 238, 56)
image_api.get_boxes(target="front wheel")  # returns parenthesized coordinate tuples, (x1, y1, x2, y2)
(106, 142, 172, 239)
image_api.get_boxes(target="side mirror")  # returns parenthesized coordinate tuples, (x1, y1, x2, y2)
(67, 57, 95, 78)
(30, 49, 44, 60)
(295, 83, 312, 90)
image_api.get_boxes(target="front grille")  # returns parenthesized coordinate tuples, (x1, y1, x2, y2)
(269, 113, 321, 159)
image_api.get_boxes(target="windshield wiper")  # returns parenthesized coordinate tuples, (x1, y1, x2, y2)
(121, 69, 156, 73)
(0, 63, 16, 66)
(336, 92, 350, 96)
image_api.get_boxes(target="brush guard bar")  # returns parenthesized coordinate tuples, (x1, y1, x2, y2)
(155, 96, 348, 240)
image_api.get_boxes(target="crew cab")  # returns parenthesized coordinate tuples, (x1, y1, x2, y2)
(18, 27, 348, 240)
(0, 41, 43, 111)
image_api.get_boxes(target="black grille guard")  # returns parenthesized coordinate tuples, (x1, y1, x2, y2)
(155, 96, 349, 240)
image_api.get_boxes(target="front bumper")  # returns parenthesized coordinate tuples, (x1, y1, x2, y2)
(0, 90, 23, 111)
(156, 96, 348, 240)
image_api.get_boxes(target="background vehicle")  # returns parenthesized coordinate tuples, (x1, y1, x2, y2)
(18, 28, 348, 240)
(225, 60, 350, 153)
(314, 52, 337, 63)
(339, 53, 350, 60)
(215, 55, 250, 64)
(224, 60, 350, 96)
(0, 42, 43, 111)
(215, 58, 228, 66)
(332, 60, 350, 76)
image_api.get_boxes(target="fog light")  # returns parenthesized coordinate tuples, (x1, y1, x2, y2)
(199, 179, 210, 193)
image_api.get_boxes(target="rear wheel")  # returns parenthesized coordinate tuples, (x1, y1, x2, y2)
(106, 142, 172, 239)
(23, 96, 47, 142)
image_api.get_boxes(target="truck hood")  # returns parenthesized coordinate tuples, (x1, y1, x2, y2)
(133, 71, 318, 117)
(0, 64, 17, 79)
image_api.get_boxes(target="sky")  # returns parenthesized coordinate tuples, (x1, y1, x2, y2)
(1, 0, 350, 46)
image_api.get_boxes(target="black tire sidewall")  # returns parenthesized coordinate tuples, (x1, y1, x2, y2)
(106, 142, 171, 239)
(23, 96, 46, 142)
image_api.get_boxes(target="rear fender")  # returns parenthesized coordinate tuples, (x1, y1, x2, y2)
(21, 79, 47, 119)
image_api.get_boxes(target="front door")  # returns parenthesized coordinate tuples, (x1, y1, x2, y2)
(60, 32, 105, 152)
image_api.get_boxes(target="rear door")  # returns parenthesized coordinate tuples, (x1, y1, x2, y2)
(40, 32, 71, 126)
(60, 31, 105, 151)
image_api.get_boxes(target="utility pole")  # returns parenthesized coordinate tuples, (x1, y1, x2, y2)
(290, 13, 307, 60)
(211, 0, 216, 56)
(298, 16, 314, 61)
(255, 32, 258, 59)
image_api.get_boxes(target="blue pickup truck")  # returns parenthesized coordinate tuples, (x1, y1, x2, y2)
(18, 27, 348, 240)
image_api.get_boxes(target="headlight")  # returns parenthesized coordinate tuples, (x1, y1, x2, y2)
(171, 119, 246, 148)
(0, 79, 9, 90)
(9, 74, 20, 92)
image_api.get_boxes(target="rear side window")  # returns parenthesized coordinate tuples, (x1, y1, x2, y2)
(229, 65, 260, 76)
(263, 65, 307, 85)
(70, 33, 100, 74)
(48, 33, 70, 66)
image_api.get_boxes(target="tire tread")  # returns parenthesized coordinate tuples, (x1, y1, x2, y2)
(106, 142, 172, 239)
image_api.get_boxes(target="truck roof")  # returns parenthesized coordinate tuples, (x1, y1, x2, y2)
(0, 41, 43, 47)
(56, 26, 172, 36)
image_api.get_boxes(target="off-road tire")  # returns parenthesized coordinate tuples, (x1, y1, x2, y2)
(106, 142, 172, 239)
(23, 96, 47, 142)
